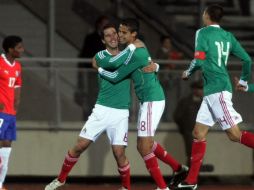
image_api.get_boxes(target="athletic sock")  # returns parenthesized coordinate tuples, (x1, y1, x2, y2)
(143, 153, 167, 189)
(57, 152, 79, 183)
(118, 162, 130, 190)
(240, 131, 254, 148)
(0, 147, 12, 188)
(185, 139, 206, 184)
(152, 141, 181, 172)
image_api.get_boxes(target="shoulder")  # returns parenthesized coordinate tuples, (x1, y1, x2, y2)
(95, 50, 108, 59)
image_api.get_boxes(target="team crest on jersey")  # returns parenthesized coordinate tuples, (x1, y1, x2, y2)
(4, 70, 9, 75)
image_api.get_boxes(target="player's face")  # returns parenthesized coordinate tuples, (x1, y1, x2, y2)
(118, 24, 136, 45)
(9, 42, 24, 58)
(103, 27, 119, 49)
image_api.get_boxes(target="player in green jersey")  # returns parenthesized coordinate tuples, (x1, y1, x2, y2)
(176, 5, 254, 190)
(45, 24, 133, 190)
(96, 18, 188, 190)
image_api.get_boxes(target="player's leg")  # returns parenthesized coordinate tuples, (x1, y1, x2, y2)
(112, 145, 130, 190)
(107, 108, 130, 190)
(177, 96, 213, 189)
(0, 141, 12, 190)
(0, 113, 16, 190)
(137, 101, 168, 190)
(45, 104, 109, 190)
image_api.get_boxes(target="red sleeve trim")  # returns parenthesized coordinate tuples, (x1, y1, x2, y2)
(194, 51, 206, 60)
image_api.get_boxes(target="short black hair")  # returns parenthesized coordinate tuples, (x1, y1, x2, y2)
(2, 35, 23, 53)
(206, 4, 224, 23)
(121, 18, 140, 34)
(100, 23, 117, 39)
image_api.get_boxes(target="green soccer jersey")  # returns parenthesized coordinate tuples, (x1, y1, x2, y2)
(247, 84, 254, 92)
(98, 47, 165, 103)
(187, 25, 252, 96)
(95, 49, 131, 109)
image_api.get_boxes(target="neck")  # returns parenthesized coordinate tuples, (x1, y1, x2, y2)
(107, 47, 119, 56)
(5, 54, 15, 64)
(207, 21, 219, 26)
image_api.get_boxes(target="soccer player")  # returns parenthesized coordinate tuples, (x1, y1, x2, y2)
(45, 24, 134, 190)
(0, 36, 24, 190)
(175, 4, 253, 190)
(97, 18, 188, 190)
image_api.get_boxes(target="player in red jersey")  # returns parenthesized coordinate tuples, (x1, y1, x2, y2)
(0, 36, 24, 190)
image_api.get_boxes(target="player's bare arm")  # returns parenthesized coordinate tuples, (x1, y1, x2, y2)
(14, 87, 21, 112)
(92, 57, 98, 69)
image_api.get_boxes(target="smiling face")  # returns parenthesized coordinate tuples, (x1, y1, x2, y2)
(118, 24, 136, 45)
(102, 27, 119, 50)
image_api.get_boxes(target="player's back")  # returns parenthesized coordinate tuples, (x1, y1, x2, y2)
(197, 26, 250, 95)
(130, 48, 165, 103)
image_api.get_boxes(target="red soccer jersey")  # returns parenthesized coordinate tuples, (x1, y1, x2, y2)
(0, 54, 22, 115)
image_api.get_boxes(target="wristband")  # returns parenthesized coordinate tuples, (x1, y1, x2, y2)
(239, 79, 247, 87)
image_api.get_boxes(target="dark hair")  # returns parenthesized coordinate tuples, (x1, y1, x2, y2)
(206, 4, 224, 23)
(2, 35, 22, 53)
(121, 18, 140, 34)
(95, 15, 109, 29)
(100, 23, 117, 39)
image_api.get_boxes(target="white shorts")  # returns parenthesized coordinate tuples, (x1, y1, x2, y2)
(196, 91, 242, 130)
(137, 100, 165, 137)
(79, 104, 129, 146)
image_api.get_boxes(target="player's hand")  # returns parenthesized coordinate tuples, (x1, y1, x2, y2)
(142, 61, 157, 73)
(133, 39, 145, 48)
(234, 77, 248, 92)
(182, 70, 189, 80)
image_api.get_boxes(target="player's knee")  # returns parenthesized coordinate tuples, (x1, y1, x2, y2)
(113, 148, 125, 159)
(192, 130, 206, 140)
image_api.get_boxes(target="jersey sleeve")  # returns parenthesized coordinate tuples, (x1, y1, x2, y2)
(230, 33, 252, 81)
(98, 54, 142, 83)
(186, 29, 207, 76)
(247, 84, 254, 92)
(95, 46, 134, 69)
(14, 65, 22, 88)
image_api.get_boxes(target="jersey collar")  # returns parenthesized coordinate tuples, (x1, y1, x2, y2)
(1, 54, 16, 67)
(209, 24, 220, 28)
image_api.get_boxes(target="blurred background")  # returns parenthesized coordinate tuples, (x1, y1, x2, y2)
(1, 0, 254, 185)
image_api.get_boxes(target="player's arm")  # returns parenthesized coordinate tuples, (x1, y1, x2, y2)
(96, 44, 136, 69)
(98, 57, 142, 83)
(234, 77, 254, 92)
(14, 87, 21, 113)
(231, 34, 252, 83)
(14, 70, 22, 113)
(183, 30, 206, 80)
(142, 61, 160, 73)
(92, 56, 98, 69)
